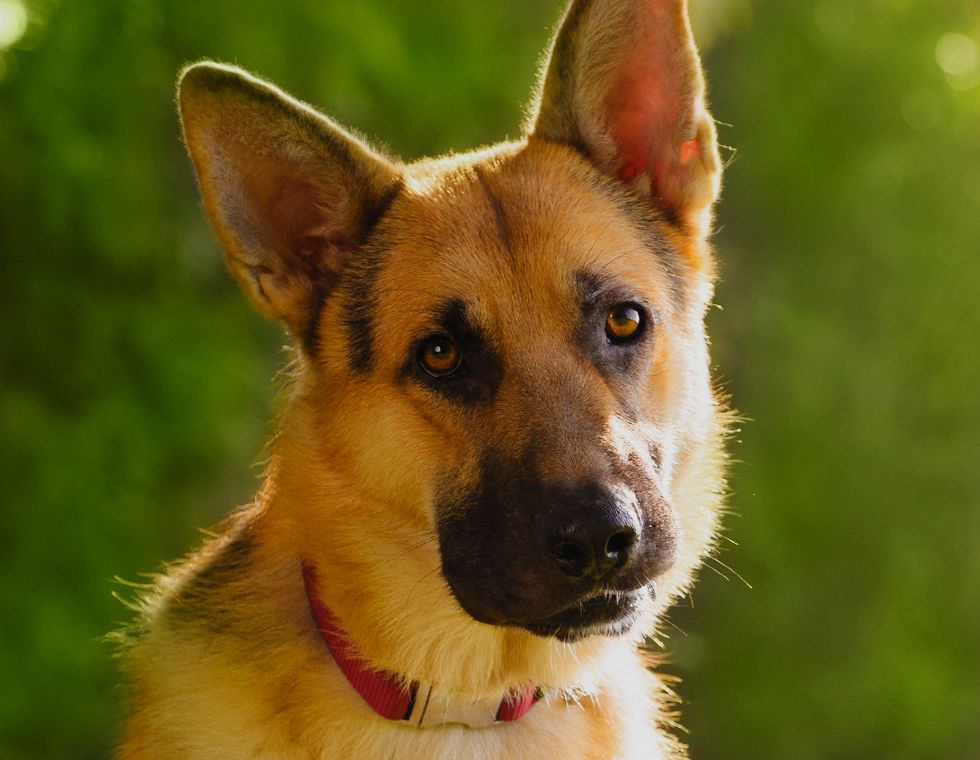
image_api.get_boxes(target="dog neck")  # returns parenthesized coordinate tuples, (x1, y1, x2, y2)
(302, 562, 542, 728)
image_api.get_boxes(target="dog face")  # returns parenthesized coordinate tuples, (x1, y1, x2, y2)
(179, 0, 722, 643)
(331, 150, 713, 642)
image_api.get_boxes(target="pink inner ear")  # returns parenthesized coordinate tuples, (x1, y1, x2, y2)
(602, 0, 700, 206)
(609, 63, 687, 179)
(679, 139, 699, 166)
(246, 167, 348, 271)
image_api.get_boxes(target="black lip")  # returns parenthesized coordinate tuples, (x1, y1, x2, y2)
(519, 588, 648, 642)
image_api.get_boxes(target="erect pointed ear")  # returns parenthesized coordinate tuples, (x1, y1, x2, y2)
(178, 62, 401, 344)
(530, 0, 720, 239)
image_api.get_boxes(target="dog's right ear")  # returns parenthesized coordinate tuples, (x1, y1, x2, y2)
(178, 63, 401, 343)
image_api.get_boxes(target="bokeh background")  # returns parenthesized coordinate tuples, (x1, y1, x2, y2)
(2, 0, 978, 757)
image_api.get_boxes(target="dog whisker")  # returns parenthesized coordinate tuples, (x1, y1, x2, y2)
(379, 535, 436, 562)
(705, 555, 753, 589)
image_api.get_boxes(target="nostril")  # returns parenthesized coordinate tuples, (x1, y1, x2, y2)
(549, 539, 591, 578)
(545, 491, 640, 581)
(604, 528, 637, 563)
(554, 541, 585, 564)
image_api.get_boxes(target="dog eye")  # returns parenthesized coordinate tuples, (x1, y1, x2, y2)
(605, 303, 644, 344)
(419, 336, 462, 377)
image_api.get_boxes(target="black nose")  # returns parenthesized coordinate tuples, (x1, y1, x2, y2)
(547, 501, 638, 581)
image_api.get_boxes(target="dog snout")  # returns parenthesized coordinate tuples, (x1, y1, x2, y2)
(543, 485, 641, 582)
(549, 520, 637, 581)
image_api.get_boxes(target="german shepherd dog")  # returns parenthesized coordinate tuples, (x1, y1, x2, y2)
(117, 0, 727, 756)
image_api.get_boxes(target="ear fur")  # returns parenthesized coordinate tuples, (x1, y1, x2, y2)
(530, 0, 721, 239)
(178, 62, 401, 343)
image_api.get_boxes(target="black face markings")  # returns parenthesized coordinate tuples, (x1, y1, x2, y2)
(301, 281, 330, 356)
(613, 197, 686, 304)
(341, 248, 384, 373)
(436, 448, 559, 627)
(359, 177, 405, 240)
(568, 154, 687, 306)
(340, 243, 390, 373)
(301, 179, 403, 360)
(474, 167, 514, 254)
(574, 270, 656, 379)
(405, 300, 502, 405)
(437, 445, 676, 640)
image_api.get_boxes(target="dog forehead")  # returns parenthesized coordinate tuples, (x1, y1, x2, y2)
(370, 142, 679, 323)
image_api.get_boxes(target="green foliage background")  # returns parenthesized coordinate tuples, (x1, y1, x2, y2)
(1, 0, 978, 757)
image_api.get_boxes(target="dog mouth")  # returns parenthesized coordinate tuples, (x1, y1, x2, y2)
(519, 586, 650, 642)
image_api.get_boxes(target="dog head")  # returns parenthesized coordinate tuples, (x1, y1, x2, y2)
(179, 0, 723, 646)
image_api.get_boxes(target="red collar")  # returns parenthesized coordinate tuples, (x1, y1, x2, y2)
(302, 563, 541, 728)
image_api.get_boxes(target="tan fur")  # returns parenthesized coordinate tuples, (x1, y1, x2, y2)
(117, 1, 729, 757)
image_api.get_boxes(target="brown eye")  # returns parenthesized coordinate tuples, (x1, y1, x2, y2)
(605, 303, 644, 344)
(419, 336, 462, 377)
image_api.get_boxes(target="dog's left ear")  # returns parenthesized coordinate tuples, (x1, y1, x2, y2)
(530, 0, 721, 240)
